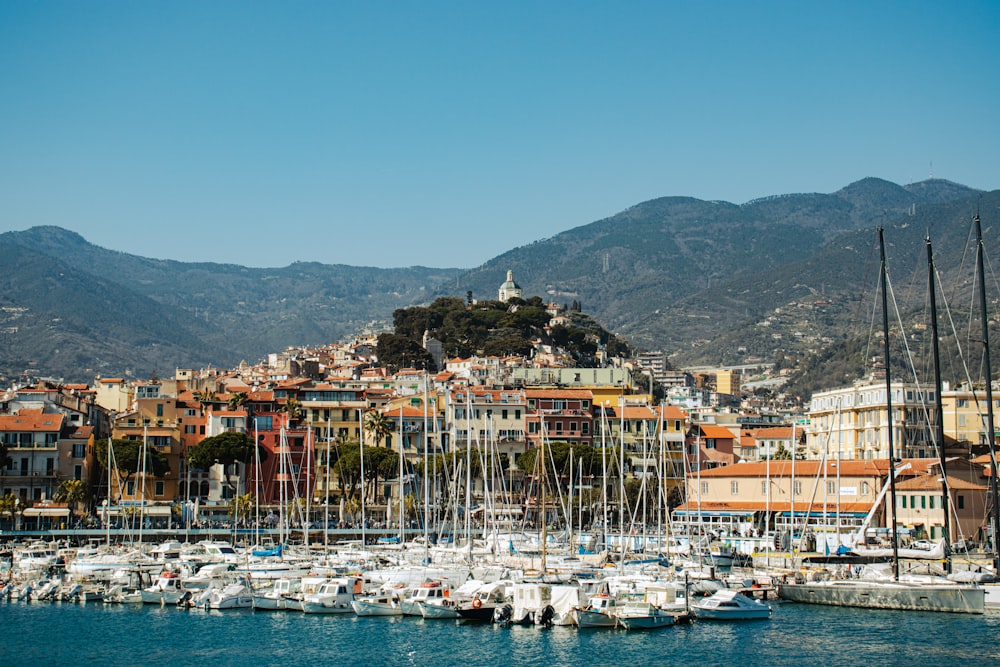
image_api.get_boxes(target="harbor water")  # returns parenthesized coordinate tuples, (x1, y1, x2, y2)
(3, 598, 999, 667)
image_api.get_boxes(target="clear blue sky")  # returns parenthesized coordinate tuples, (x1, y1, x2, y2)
(2, 1, 998, 268)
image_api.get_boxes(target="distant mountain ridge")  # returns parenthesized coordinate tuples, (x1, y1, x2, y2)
(0, 177, 993, 390)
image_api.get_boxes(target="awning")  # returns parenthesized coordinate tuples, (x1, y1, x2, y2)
(23, 507, 70, 517)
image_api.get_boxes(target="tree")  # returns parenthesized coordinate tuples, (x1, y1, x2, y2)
(0, 493, 19, 528)
(195, 389, 219, 411)
(227, 391, 249, 412)
(186, 431, 268, 499)
(376, 333, 435, 371)
(363, 410, 393, 449)
(279, 397, 303, 423)
(95, 438, 171, 501)
(187, 431, 265, 469)
(54, 479, 90, 520)
(229, 493, 255, 525)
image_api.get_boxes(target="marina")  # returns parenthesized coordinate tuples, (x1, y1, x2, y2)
(2, 587, 999, 667)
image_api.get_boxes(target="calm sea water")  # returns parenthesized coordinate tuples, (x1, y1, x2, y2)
(2, 599, 999, 667)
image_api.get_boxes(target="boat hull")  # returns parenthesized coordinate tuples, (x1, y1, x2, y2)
(777, 580, 985, 614)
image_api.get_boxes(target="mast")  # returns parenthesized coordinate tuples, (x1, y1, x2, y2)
(359, 408, 367, 549)
(878, 227, 901, 580)
(926, 237, 951, 572)
(539, 410, 548, 573)
(398, 405, 405, 546)
(974, 214, 1000, 573)
(422, 373, 430, 560)
(324, 417, 331, 550)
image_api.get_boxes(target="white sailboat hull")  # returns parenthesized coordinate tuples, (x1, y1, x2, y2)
(778, 579, 985, 614)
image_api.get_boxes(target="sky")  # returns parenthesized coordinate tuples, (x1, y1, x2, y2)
(1, 1, 998, 269)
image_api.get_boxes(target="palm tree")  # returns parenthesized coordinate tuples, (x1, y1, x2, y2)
(0, 493, 19, 528)
(54, 479, 90, 521)
(227, 391, 249, 412)
(280, 397, 303, 424)
(363, 409, 392, 448)
(195, 389, 219, 412)
(229, 492, 255, 526)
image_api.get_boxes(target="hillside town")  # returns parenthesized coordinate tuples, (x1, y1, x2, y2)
(1, 271, 996, 559)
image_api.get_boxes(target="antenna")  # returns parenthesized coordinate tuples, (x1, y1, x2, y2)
(929, 160, 933, 179)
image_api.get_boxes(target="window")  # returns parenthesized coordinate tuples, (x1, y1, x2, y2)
(154, 481, 165, 497)
(502, 409, 508, 420)
(582, 423, 589, 435)
(554, 422, 563, 432)
(515, 410, 521, 420)
(761, 481, 767, 495)
(861, 481, 871, 495)
(72, 443, 86, 458)
(826, 481, 836, 495)
(568, 422, 577, 432)
(701, 482, 708, 495)
(156, 404, 164, 417)
(730, 481, 739, 495)
(74, 464, 82, 481)
(957, 399, 968, 408)
(794, 481, 802, 495)
(126, 480, 135, 496)
(528, 422, 539, 434)
(921, 495, 926, 509)
(929, 496, 935, 510)
(958, 495, 965, 509)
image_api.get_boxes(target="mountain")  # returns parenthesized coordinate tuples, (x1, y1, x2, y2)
(0, 227, 462, 382)
(1, 177, 993, 393)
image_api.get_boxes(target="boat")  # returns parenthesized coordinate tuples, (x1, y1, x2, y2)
(777, 571, 985, 614)
(351, 594, 403, 616)
(252, 577, 301, 611)
(140, 571, 188, 604)
(204, 578, 254, 609)
(779, 230, 988, 615)
(454, 581, 511, 623)
(691, 589, 771, 620)
(572, 594, 621, 628)
(301, 578, 358, 614)
(615, 600, 677, 630)
(399, 580, 450, 616)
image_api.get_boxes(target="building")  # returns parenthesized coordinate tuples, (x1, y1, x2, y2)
(805, 380, 936, 460)
(498, 269, 522, 302)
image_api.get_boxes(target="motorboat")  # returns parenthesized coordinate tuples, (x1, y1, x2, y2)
(205, 579, 254, 609)
(572, 595, 621, 628)
(615, 600, 678, 630)
(301, 578, 359, 614)
(351, 594, 403, 616)
(691, 589, 771, 620)
(141, 571, 188, 604)
(252, 577, 301, 611)
(400, 581, 450, 615)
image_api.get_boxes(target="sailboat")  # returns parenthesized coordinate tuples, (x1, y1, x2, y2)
(778, 228, 985, 614)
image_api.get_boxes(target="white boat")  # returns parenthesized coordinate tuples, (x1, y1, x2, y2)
(777, 574, 985, 614)
(400, 581, 451, 615)
(205, 579, 254, 609)
(572, 595, 621, 628)
(252, 577, 301, 611)
(615, 600, 678, 630)
(141, 571, 188, 604)
(691, 589, 771, 620)
(351, 594, 403, 616)
(301, 578, 359, 614)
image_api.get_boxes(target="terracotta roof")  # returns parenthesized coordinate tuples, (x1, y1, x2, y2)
(699, 424, 737, 439)
(0, 411, 64, 432)
(753, 426, 794, 438)
(674, 500, 874, 514)
(896, 474, 987, 492)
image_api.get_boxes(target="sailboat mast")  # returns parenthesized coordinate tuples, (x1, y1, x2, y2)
(974, 215, 1000, 573)
(926, 237, 951, 571)
(878, 227, 901, 581)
